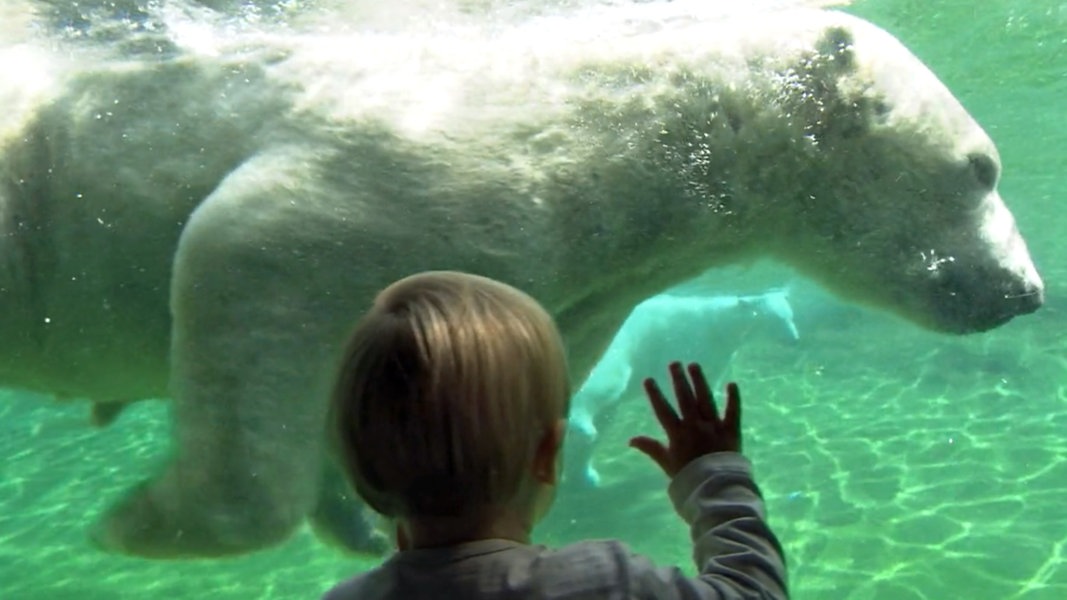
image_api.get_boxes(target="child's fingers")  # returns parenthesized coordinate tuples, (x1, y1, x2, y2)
(643, 377, 680, 434)
(669, 362, 700, 423)
(396, 523, 410, 551)
(686, 362, 718, 422)
(723, 382, 742, 435)
(629, 436, 671, 474)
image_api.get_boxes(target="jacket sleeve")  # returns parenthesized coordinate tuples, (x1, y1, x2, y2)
(629, 452, 789, 599)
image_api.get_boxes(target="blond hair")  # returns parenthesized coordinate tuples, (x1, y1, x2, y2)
(330, 271, 570, 519)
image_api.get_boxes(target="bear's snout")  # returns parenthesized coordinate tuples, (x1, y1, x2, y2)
(929, 263, 1044, 333)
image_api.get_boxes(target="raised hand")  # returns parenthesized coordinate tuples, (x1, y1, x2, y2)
(629, 361, 741, 477)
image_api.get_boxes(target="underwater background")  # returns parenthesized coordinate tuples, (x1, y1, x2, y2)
(1, 0, 1064, 598)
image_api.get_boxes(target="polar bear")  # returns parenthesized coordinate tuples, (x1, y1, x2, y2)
(0, 2, 1043, 558)
(566, 287, 800, 487)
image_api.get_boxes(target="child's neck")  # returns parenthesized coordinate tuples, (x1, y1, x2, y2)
(400, 507, 533, 549)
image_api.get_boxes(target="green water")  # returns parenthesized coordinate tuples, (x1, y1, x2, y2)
(2, 0, 1066, 598)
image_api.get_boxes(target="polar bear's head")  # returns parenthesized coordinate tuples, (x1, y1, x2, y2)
(760, 15, 1043, 333)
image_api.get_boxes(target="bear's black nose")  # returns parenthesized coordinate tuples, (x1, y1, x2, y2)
(931, 266, 1044, 333)
(1003, 281, 1044, 317)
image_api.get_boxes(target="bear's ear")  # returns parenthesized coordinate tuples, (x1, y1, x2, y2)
(778, 25, 881, 146)
(815, 26, 856, 73)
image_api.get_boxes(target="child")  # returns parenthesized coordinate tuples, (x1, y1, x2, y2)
(324, 271, 788, 599)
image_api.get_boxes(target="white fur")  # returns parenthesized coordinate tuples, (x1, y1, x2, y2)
(0, 4, 1042, 557)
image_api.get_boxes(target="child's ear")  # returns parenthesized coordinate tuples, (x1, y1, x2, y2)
(532, 419, 568, 485)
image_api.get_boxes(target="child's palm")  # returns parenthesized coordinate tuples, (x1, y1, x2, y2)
(629, 362, 742, 477)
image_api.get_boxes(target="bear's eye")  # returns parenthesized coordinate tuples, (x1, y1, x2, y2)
(967, 153, 999, 189)
(872, 99, 891, 119)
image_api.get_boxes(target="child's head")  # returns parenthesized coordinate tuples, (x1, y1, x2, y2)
(330, 271, 570, 524)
